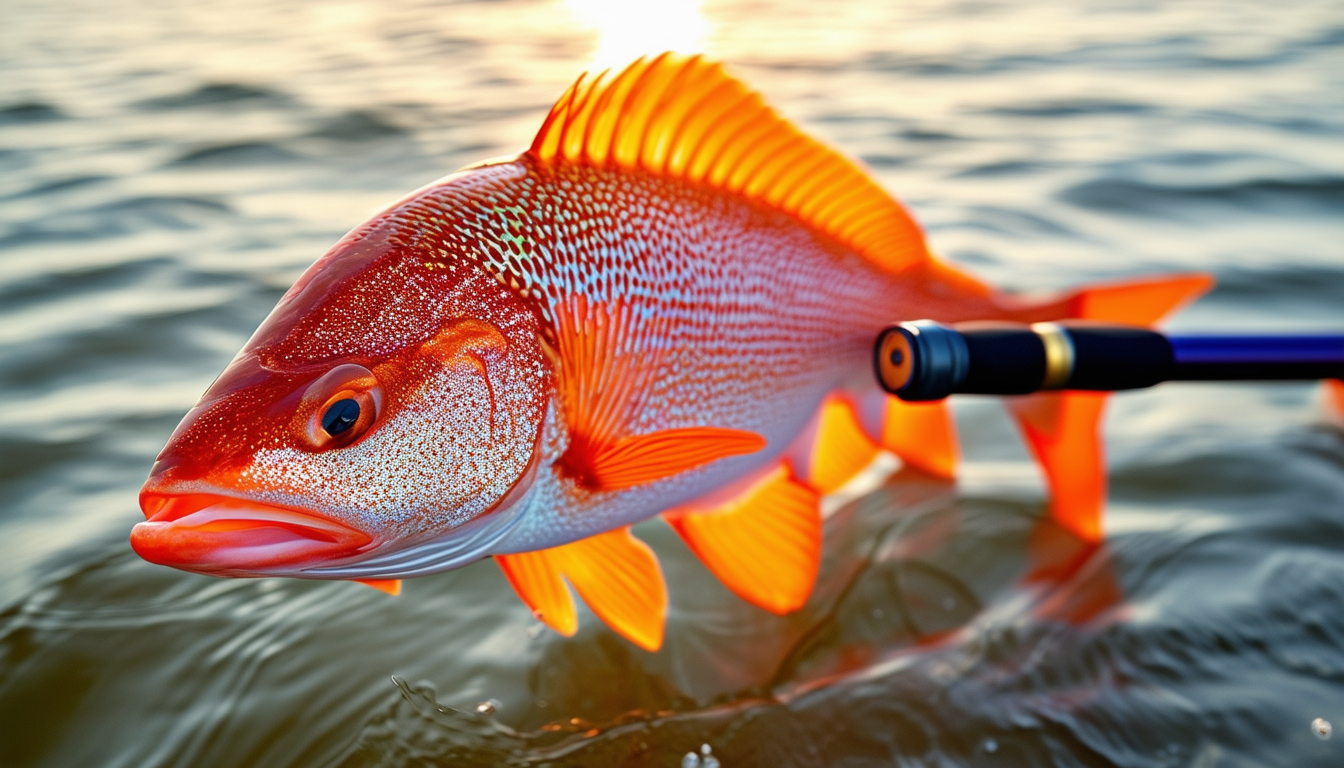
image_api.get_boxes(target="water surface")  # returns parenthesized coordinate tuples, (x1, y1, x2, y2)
(2, 0, 1344, 766)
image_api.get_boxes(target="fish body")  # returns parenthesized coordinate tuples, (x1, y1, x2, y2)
(132, 54, 1210, 649)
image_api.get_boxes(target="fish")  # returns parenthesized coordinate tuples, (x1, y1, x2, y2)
(131, 53, 1211, 651)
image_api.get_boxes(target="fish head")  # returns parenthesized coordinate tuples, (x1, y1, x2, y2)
(133, 164, 552, 579)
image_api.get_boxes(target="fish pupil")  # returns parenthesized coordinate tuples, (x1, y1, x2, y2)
(322, 399, 361, 436)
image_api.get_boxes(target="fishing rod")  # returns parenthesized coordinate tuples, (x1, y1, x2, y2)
(875, 320, 1344, 401)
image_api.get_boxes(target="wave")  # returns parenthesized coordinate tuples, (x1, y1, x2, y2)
(169, 142, 302, 167)
(135, 83, 290, 110)
(308, 110, 407, 142)
(1059, 176, 1344, 217)
(0, 196, 233, 246)
(0, 102, 65, 124)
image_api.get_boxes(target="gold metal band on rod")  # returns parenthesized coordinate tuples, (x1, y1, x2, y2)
(1031, 322, 1075, 389)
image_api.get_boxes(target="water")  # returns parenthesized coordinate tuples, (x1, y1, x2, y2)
(2, 0, 1343, 765)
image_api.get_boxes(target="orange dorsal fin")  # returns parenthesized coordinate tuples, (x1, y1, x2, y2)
(1009, 274, 1214, 541)
(528, 53, 930, 274)
(667, 465, 822, 614)
(354, 578, 402, 595)
(496, 527, 667, 651)
(551, 295, 765, 490)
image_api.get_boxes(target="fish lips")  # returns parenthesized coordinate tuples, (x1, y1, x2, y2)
(131, 491, 372, 576)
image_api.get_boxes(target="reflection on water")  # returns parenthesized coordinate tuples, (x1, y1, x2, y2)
(2, 0, 1344, 766)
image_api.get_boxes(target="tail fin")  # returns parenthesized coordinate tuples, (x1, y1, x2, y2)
(1008, 274, 1213, 541)
(1324, 380, 1344, 424)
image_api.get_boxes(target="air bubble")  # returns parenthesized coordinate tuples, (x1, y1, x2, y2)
(474, 699, 500, 716)
(1313, 717, 1332, 740)
(681, 744, 720, 767)
(982, 737, 998, 753)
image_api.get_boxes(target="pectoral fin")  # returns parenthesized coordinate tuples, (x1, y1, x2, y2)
(496, 527, 668, 651)
(667, 465, 822, 614)
(571, 426, 767, 491)
(550, 295, 765, 491)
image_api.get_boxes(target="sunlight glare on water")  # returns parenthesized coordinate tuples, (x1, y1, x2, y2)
(565, 0, 709, 68)
(1, 0, 1343, 766)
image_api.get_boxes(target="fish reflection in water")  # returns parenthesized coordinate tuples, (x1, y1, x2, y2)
(336, 466, 1144, 766)
(4, 0, 1344, 765)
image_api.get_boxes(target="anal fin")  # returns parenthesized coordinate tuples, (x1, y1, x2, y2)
(879, 396, 959, 479)
(496, 527, 667, 651)
(803, 397, 880, 494)
(667, 465, 822, 614)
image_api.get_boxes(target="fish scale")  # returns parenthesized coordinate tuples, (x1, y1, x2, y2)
(132, 53, 1211, 650)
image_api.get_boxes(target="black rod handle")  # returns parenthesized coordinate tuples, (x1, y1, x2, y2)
(875, 321, 1344, 401)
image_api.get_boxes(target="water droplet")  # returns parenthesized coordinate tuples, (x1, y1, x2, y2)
(701, 743, 713, 755)
(681, 752, 700, 768)
(474, 699, 500, 716)
(982, 737, 998, 753)
(703, 757, 721, 768)
(1313, 717, 1332, 740)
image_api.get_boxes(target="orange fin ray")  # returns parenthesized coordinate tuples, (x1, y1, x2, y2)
(1324, 379, 1344, 422)
(354, 578, 402, 596)
(579, 427, 767, 491)
(495, 547, 577, 636)
(1007, 392, 1110, 542)
(667, 466, 822, 614)
(880, 396, 959, 479)
(1009, 273, 1215, 541)
(551, 295, 765, 491)
(496, 527, 667, 651)
(804, 397, 881, 494)
(528, 53, 930, 274)
(1055, 273, 1214, 326)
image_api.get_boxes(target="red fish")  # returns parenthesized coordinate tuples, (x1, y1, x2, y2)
(131, 53, 1210, 651)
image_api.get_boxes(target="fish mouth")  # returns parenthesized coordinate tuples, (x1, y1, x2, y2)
(131, 491, 372, 575)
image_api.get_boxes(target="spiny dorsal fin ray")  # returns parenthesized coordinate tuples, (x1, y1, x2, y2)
(528, 53, 930, 274)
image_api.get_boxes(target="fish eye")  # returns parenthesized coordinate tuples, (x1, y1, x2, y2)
(321, 398, 361, 436)
(296, 364, 383, 451)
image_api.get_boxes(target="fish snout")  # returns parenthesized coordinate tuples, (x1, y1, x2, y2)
(131, 490, 372, 575)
